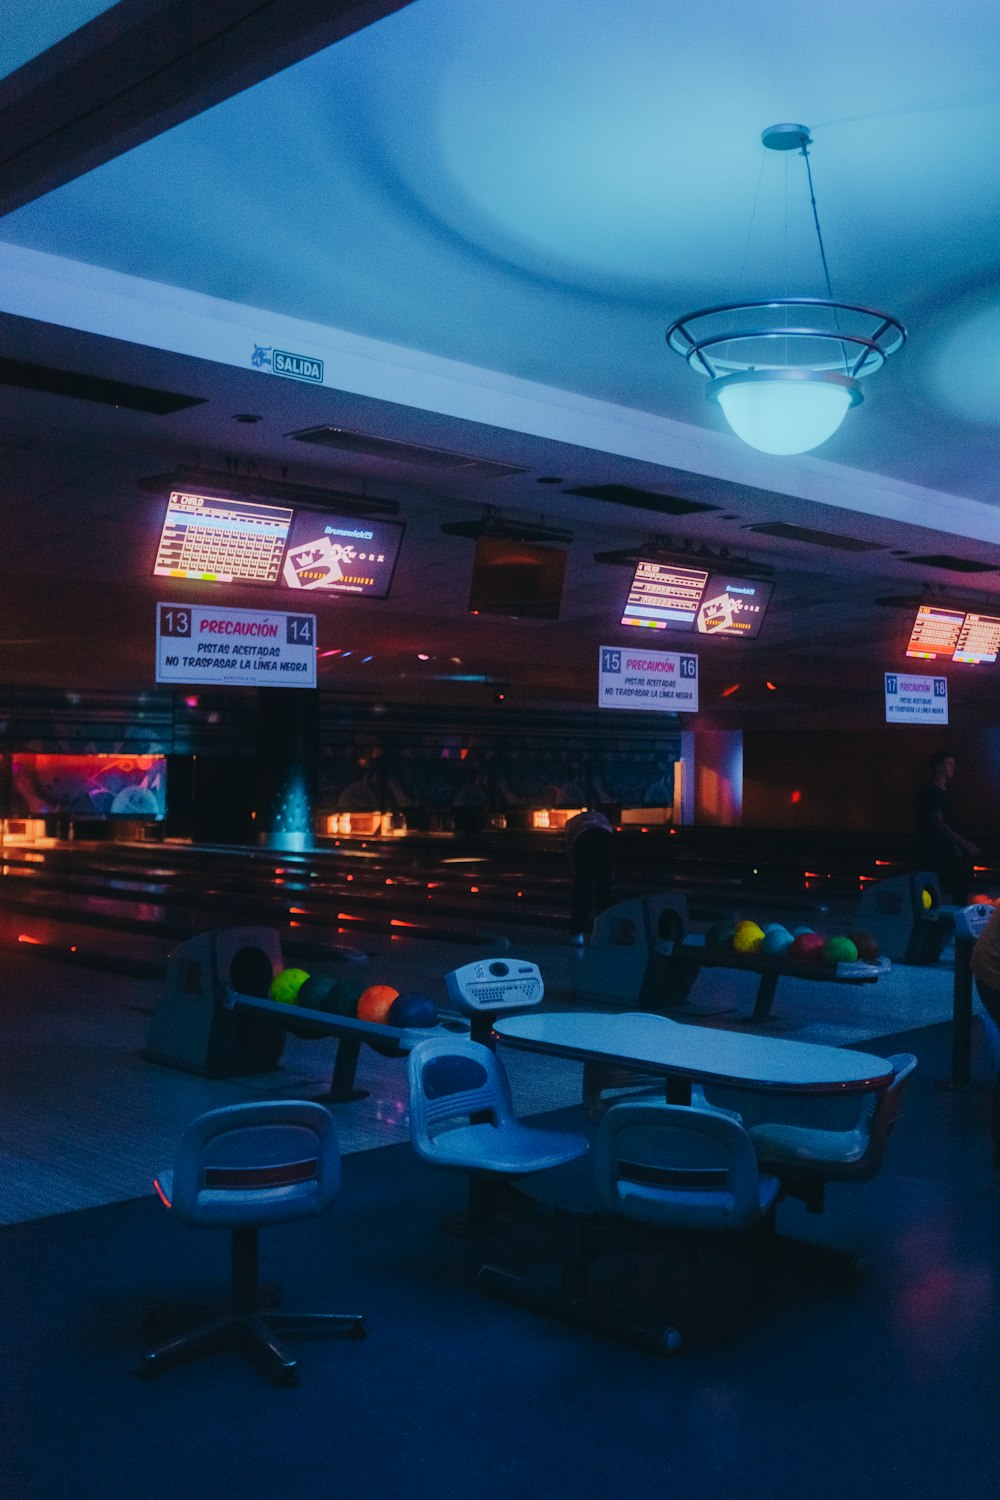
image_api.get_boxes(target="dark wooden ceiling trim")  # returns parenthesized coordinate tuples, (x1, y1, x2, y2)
(0, 0, 414, 216)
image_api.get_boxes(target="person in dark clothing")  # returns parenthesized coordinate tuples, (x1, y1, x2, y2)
(565, 807, 615, 943)
(915, 749, 979, 903)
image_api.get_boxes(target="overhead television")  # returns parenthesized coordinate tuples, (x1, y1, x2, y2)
(153, 489, 404, 598)
(620, 558, 772, 638)
(695, 574, 772, 638)
(468, 535, 567, 620)
(905, 602, 1000, 664)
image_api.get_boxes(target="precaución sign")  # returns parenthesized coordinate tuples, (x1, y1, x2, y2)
(155, 603, 317, 688)
(597, 645, 698, 713)
(884, 671, 948, 724)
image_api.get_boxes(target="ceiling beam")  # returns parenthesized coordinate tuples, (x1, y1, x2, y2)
(0, 0, 414, 217)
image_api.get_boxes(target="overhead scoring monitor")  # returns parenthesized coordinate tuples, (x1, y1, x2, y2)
(905, 603, 1000, 664)
(621, 558, 771, 638)
(695, 574, 772, 637)
(154, 489, 404, 598)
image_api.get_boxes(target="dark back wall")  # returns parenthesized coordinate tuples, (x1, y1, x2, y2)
(743, 728, 1000, 839)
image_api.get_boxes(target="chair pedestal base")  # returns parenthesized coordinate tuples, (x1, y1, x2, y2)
(478, 1264, 682, 1356)
(141, 1308, 366, 1385)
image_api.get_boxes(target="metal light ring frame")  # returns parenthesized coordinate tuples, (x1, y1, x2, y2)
(705, 368, 865, 410)
(675, 326, 893, 381)
(666, 297, 907, 342)
(666, 299, 907, 377)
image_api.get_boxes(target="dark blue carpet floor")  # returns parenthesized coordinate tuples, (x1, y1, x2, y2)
(4, 1022, 1000, 1500)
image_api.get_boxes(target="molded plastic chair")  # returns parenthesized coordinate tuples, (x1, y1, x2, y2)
(406, 1036, 590, 1230)
(593, 1099, 780, 1229)
(141, 1100, 365, 1384)
(480, 1101, 780, 1354)
(748, 1052, 917, 1213)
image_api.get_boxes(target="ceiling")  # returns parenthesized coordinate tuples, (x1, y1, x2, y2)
(2, 0, 1000, 730)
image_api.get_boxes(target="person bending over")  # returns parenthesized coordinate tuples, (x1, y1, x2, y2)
(565, 807, 615, 944)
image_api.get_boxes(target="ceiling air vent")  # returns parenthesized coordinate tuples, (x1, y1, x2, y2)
(744, 521, 886, 552)
(900, 554, 999, 573)
(563, 483, 719, 515)
(287, 426, 526, 477)
(0, 356, 205, 414)
(441, 517, 573, 544)
(137, 467, 399, 515)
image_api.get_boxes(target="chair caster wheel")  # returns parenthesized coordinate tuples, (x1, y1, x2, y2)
(660, 1326, 682, 1355)
(349, 1322, 367, 1340)
(137, 1357, 160, 1380)
(278, 1369, 299, 1388)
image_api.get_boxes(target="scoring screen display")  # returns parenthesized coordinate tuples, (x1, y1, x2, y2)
(906, 603, 1000, 664)
(621, 561, 710, 629)
(695, 574, 773, 638)
(154, 491, 404, 598)
(621, 559, 771, 638)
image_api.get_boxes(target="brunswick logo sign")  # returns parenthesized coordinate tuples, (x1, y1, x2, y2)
(250, 345, 324, 384)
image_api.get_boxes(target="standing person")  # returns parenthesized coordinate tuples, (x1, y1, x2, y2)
(565, 806, 615, 944)
(915, 748, 980, 903)
(970, 904, 1000, 1176)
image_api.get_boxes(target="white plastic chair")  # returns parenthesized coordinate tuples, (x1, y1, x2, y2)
(141, 1100, 365, 1384)
(406, 1036, 590, 1229)
(480, 1100, 780, 1354)
(748, 1052, 918, 1212)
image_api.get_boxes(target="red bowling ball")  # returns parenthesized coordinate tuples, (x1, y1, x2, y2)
(789, 931, 826, 963)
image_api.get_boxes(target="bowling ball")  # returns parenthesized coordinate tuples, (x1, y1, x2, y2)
(849, 930, 881, 963)
(268, 966, 311, 1005)
(761, 925, 793, 955)
(388, 991, 438, 1029)
(823, 935, 858, 965)
(297, 967, 344, 1013)
(356, 984, 400, 1024)
(732, 920, 765, 954)
(705, 920, 735, 950)
(790, 931, 826, 962)
(921, 888, 934, 910)
(331, 972, 367, 1018)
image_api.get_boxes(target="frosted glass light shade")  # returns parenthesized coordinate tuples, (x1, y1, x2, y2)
(710, 371, 861, 455)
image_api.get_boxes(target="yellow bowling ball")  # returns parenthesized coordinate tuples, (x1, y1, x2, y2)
(732, 920, 765, 954)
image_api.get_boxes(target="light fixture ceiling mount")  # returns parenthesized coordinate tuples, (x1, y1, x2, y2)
(666, 124, 905, 456)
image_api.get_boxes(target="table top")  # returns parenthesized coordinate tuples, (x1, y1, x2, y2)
(494, 1011, 893, 1095)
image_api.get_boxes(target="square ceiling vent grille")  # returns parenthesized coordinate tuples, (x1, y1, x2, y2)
(563, 484, 719, 515)
(744, 521, 886, 552)
(901, 554, 999, 573)
(288, 426, 526, 477)
(0, 356, 205, 413)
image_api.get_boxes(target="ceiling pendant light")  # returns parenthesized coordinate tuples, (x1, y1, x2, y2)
(666, 124, 905, 456)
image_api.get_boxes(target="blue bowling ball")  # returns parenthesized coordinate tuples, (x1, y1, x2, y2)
(761, 925, 793, 954)
(388, 990, 438, 1029)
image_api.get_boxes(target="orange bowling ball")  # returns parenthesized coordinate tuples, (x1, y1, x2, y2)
(356, 984, 400, 1024)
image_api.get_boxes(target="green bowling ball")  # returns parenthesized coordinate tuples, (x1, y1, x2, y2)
(824, 935, 859, 965)
(705, 920, 736, 950)
(297, 968, 342, 1013)
(268, 966, 311, 1005)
